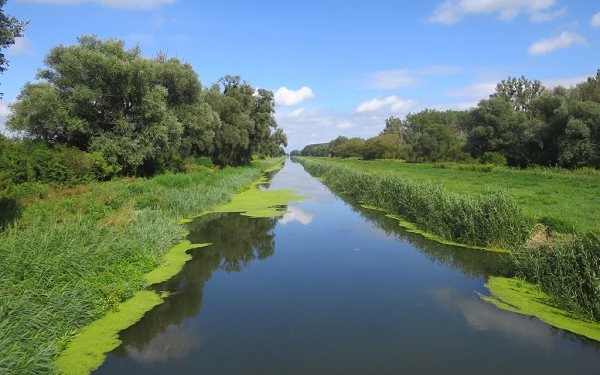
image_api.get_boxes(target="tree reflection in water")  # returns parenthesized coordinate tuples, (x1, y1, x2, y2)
(109, 212, 279, 361)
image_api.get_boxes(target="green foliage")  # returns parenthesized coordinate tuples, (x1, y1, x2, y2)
(0, 0, 28, 78)
(479, 151, 507, 166)
(7, 36, 287, 178)
(362, 133, 403, 160)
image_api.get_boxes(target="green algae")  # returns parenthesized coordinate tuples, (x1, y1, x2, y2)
(215, 186, 305, 217)
(481, 276, 600, 342)
(54, 290, 165, 375)
(145, 239, 211, 286)
(361, 204, 509, 253)
(55, 161, 306, 375)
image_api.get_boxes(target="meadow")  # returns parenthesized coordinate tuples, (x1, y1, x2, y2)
(0, 158, 283, 375)
(302, 158, 600, 234)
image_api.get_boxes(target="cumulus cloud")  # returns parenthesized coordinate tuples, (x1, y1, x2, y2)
(21, 0, 176, 10)
(429, 0, 558, 24)
(274, 86, 315, 107)
(592, 12, 600, 27)
(528, 31, 586, 55)
(355, 95, 417, 114)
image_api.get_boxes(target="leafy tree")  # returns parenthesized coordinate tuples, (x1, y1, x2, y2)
(380, 116, 404, 136)
(466, 97, 530, 166)
(0, 0, 28, 92)
(300, 143, 331, 157)
(491, 75, 546, 113)
(332, 137, 365, 158)
(8, 35, 184, 175)
(412, 123, 467, 162)
(362, 134, 402, 160)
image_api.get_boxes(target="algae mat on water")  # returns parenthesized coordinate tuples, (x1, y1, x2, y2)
(481, 277, 600, 342)
(55, 171, 305, 375)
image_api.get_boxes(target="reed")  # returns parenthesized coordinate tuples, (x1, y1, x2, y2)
(0, 158, 282, 375)
(507, 232, 600, 321)
(294, 157, 532, 249)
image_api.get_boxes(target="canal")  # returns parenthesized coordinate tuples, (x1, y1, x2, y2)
(93, 159, 600, 374)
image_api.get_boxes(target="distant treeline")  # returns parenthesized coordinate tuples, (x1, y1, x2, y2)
(293, 72, 600, 169)
(1, 35, 287, 194)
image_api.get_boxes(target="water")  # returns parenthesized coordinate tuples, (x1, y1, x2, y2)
(93, 159, 600, 374)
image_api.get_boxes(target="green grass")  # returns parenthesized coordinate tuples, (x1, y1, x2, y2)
(0, 158, 285, 375)
(300, 157, 600, 233)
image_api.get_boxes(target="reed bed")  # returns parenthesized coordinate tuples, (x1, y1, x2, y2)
(507, 232, 600, 321)
(295, 157, 533, 249)
(0, 159, 280, 375)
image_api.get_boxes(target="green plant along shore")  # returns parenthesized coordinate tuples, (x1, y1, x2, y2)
(294, 157, 533, 250)
(293, 156, 600, 331)
(0, 158, 286, 375)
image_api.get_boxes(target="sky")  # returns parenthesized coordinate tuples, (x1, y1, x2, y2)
(1, 0, 599, 151)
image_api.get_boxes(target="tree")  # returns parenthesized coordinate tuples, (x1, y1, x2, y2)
(362, 134, 402, 160)
(332, 137, 365, 158)
(412, 123, 467, 162)
(466, 97, 530, 166)
(8, 35, 184, 175)
(0, 0, 28, 95)
(491, 75, 546, 113)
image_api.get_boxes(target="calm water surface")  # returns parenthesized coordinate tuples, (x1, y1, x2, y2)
(93, 159, 600, 375)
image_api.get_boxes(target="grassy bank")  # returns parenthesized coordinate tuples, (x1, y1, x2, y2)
(294, 157, 532, 250)
(301, 157, 600, 233)
(293, 156, 600, 326)
(0, 158, 284, 375)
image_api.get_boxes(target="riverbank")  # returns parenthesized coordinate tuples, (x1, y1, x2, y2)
(293, 156, 600, 337)
(0, 158, 285, 375)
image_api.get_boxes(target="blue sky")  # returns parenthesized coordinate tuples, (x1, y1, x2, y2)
(1, 0, 599, 151)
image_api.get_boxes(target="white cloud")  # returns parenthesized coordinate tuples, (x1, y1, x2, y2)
(279, 206, 315, 225)
(528, 31, 586, 55)
(360, 69, 418, 89)
(21, 0, 176, 10)
(592, 12, 600, 27)
(7, 37, 35, 56)
(355, 95, 417, 114)
(429, 0, 557, 24)
(274, 86, 315, 107)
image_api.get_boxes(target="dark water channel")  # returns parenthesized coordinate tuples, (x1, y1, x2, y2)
(93, 159, 600, 375)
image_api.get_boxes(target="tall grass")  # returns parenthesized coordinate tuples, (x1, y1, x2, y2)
(507, 232, 600, 321)
(0, 159, 281, 375)
(295, 157, 533, 249)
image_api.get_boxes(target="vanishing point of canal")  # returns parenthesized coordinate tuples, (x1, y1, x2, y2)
(93, 159, 600, 375)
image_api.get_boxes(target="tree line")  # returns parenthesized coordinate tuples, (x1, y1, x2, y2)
(1, 35, 287, 193)
(293, 72, 600, 169)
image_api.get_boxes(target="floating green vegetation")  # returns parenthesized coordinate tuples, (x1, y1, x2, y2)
(215, 186, 306, 218)
(481, 277, 600, 342)
(145, 239, 210, 286)
(54, 158, 303, 375)
(54, 290, 165, 375)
